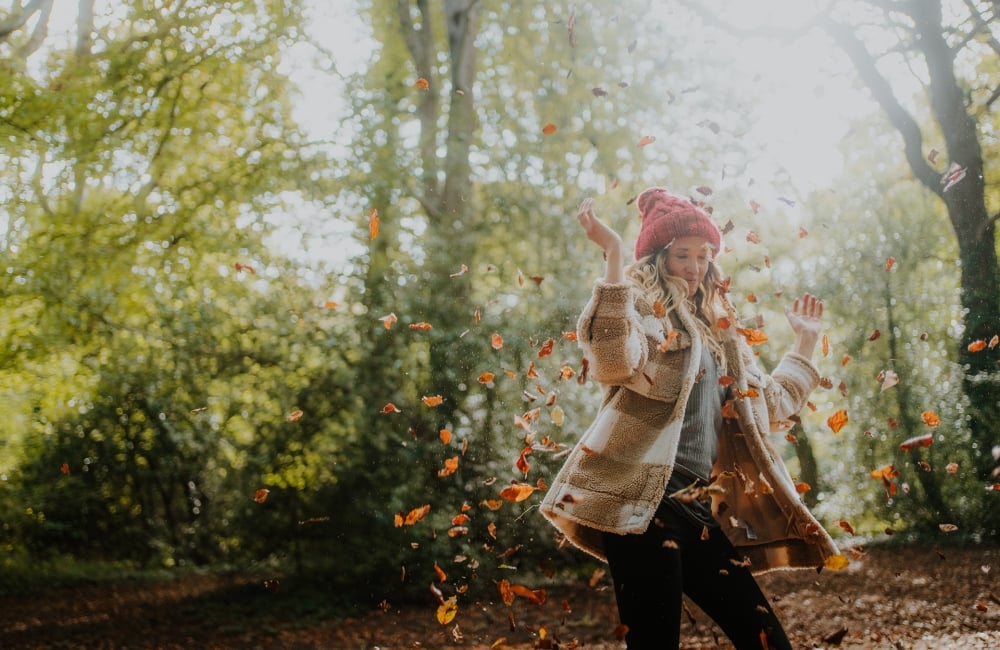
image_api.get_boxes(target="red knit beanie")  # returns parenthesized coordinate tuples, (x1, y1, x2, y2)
(633, 187, 722, 260)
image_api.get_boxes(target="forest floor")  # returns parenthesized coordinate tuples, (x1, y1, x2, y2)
(2, 545, 998, 649)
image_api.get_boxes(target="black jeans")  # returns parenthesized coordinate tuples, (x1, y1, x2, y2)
(602, 502, 792, 649)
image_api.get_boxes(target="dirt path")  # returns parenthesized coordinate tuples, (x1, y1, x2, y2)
(2, 545, 998, 649)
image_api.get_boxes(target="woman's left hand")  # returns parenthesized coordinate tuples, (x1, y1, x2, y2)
(784, 293, 824, 339)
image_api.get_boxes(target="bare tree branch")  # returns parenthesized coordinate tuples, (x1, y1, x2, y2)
(75, 0, 95, 57)
(0, 0, 48, 41)
(15, 0, 51, 57)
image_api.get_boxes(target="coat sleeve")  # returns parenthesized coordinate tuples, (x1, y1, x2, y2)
(742, 345, 820, 432)
(576, 281, 648, 386)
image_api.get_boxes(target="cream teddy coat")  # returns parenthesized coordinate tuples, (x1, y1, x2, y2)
(540, 280, 843, 575)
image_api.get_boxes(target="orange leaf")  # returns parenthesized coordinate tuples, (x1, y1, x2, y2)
(921, 410, 941, 427)
(885, 256, 896, 271)
(499, 483, 535, 502)
(562, 331, 577, 341)
(989, 334, 999, 349)
(822, 334, 830, 357)
(480, 499, 503, 511)
(652, 300, 666, 318)
(795, 482, 811, 494)
(968, 339, 987, 353)
(488, 332, 504, 350)
(716, 317, 731, 330)
(478, 372, 496, 384)
(234, 262, 256, 274)
(284, 409, 303, 422)
(746, 293, 758, 303)
(638, 135, 656, 147)
(900, 433, 934, 451)
(867, 329, 881, 341)
(379, 313, 398, 330)
(422, 395, 444, 407)
(436, 596, 457, 625)
(400, 504, 431, 526)
(537, 338, 555, 358)
(254, 488, 270, 504)
(837, 520, 855, 535)
(60, 463, 70, 475)
(368, 208, 379, 240)
(409, 322, 433, 331)
(487, 521, 497, 538)
(798, 227, 809, 238)
(510, 584, 547, 605)
(449, 263, 469, 278)
(869, 464, 899, 481)
(735, 327, 768, 346)
(438, 455, 459, 477)
(542, 123, 558, 135)
(498, 579, 515, 606)
(658, 330, 679, 352)
(827, 409, 849, 433)
(433, 562, 447, 583)
(516, 446, 532, 477)
(746, 231, 761, 244)
(824, 554, 850, 571)
(381, 403, 401, 414)
(721, 399, 738, 420)
(415, 77, 429, 89)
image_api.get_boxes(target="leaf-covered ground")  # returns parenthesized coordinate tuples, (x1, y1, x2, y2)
(2, 545, 998, 649)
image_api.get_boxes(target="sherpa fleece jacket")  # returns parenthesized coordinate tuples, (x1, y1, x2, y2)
(540, 280, 843, 575)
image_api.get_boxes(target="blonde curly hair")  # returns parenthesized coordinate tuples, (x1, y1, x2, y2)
(626, 244, 737, 374)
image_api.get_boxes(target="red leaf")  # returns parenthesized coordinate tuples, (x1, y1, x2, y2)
(900, 433, 934, 452)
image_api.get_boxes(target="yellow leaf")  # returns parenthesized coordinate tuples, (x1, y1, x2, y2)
(436, 595, 458, 624)
(824, 554, 850, 571)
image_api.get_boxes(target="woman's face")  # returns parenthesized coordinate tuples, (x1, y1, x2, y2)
(664, 236, 715, 297)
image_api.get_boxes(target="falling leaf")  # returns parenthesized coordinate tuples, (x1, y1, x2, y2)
(990, 335, 999, 349)
(437, 596, 458, 625)
(321, 300, 339, 309)
(381, 403, 401, 414)
(398, 504, 431, 526)
(566, 4, 576, 47)
(880, 369, 900, 392)
(867, 329, 881, 341)
(795, 482, 811, 494)
(735, 327, 768, 346)
(368, 208, 379, 240)
(842, 354, 851, 366)
(945, 462, 959, 475)
(637, 135, 656, 147)
(827, 409, 849, 434)
(438, 456, 459, 477)
(254, 488, 270, 504)
(498, 579, 515, 606)
(510, 583, 547, 605)
(968, 339, 987, 352)
(542, 123, 558, 135)
(422, 395, 444, 407)
(550, 405, 565, 427)
(416, 77, 429, 90)
(60, 463, 70, 475)
(592, 86, 608, 97)
(490, 333, 504, 350)
(921, 410, 941, 427)
(885, 256, 896, 271)
(515, 447, 532, 477)
(499, 482, 536, 502)
(746, 293, 758, 303)
(658, 330, 680, 352)
(481, 499, 503, 511)
(409, 322, 433, 331)
(940, 161, 967, 192)
(380, 313, 398, 330)
(939, 523, 959, 533)
(837, 520, 855, 535)
(652, 300, 667, 318)
(900, 433, 934, 451)
(537, 338, 555, 358)
(234, 262, 256, 274)
(526, 362, 539, 379)
(478, 372, 495, 385)
(440, 428, 452, 445)
(449, 264, 469, 278)
(746, 231, 760, 244)
(284, 409, 303, 422)
(798, 226, 808, 238)
(822, 334, 830, 357)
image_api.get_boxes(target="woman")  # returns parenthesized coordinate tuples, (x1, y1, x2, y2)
(540, 188, 844, 649)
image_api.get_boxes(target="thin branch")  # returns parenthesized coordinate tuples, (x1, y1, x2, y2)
(0, 0, 48, 41)
(17, 0, 51, 58)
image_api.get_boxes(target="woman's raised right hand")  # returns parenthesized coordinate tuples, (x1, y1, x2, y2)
(577, 198, 624, 254)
